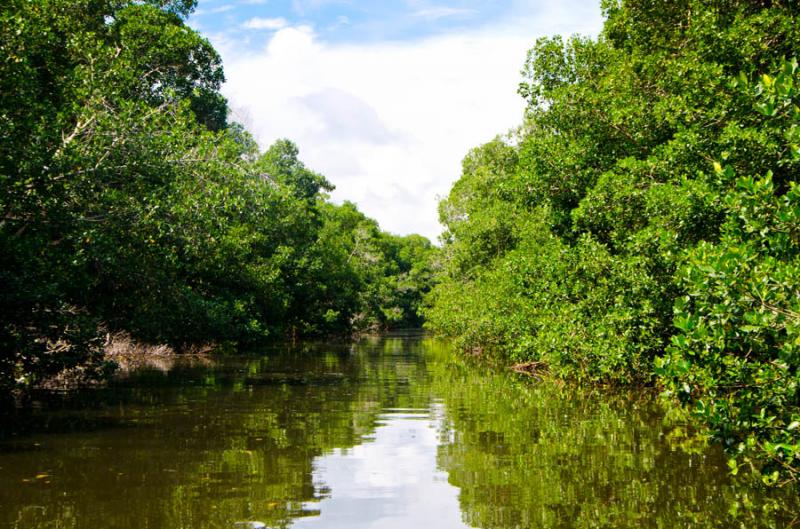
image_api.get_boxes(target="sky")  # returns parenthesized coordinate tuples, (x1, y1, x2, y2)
(188, 0, 604, 241)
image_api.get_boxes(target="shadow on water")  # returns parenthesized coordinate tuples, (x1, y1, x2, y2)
(0, 332, 797, 529)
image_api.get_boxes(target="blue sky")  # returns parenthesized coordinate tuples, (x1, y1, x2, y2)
(189, 0, 604, 240)
(190, 0, 530, 44)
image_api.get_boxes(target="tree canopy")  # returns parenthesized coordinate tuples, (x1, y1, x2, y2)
(0, 0, 436, 392)
(425, 0, 800, 485)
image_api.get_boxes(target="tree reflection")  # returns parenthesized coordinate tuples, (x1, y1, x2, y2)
(427, 343, 796, 529)
(0, 338, 431, 529)
(1, 336, 797, 529)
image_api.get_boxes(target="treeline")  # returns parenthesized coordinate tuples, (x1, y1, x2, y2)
(425, 1, 799, 484)
(0, 0, 435, 391)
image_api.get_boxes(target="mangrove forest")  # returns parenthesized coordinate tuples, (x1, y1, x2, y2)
(1, 0, 799, 527)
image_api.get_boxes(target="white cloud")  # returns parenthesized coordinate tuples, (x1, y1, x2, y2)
(242, 16, 288, 30)
(215, 3, 603, 240)
(294, 88, 400, 144)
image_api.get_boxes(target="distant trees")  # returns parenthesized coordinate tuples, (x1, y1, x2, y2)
(0, 0, 435, 392)
(426, 0, 800, 484)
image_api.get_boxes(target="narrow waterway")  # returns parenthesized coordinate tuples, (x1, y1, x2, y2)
(0, 334, 796, 528)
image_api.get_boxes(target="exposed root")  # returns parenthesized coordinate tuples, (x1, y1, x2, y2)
(104, 332, 214, 374)
(104, 331, 176, 358)
(511, 360, 548, 378)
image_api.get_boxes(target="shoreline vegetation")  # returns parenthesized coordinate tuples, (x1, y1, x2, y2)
(1, 1, 436, 394)
(424, 0, 800, 486)
(2, 0, 798, 493)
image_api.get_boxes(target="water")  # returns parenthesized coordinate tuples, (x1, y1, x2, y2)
(0, 333, 796, 529)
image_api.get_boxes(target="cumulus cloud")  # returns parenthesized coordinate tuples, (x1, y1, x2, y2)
(294, 88, 400, 145)
(215, 3, 603, 240)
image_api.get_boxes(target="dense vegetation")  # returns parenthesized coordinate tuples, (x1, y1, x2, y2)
(425, 0, 800, 484)
(0, 0, 435, 392)
(4, 0, 799, 493)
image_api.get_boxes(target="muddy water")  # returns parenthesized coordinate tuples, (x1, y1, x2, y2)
(0, 333, 795, 528)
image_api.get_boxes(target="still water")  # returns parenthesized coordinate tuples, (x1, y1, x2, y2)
(0, 334, 796, 529)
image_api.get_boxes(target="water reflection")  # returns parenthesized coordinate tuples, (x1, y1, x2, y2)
(294, 404, 468, 529)
(428, 346, 797, 529)
(0, 334, 796, 529)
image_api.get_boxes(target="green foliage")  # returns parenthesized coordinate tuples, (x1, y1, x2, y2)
(0, 0, 435, 392)
(426, 0, 800, 484)
(659, 61, 800, 484)
(317, 202, 437, 333)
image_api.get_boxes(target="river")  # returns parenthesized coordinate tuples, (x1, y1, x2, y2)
(0, 333, 796, 528)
